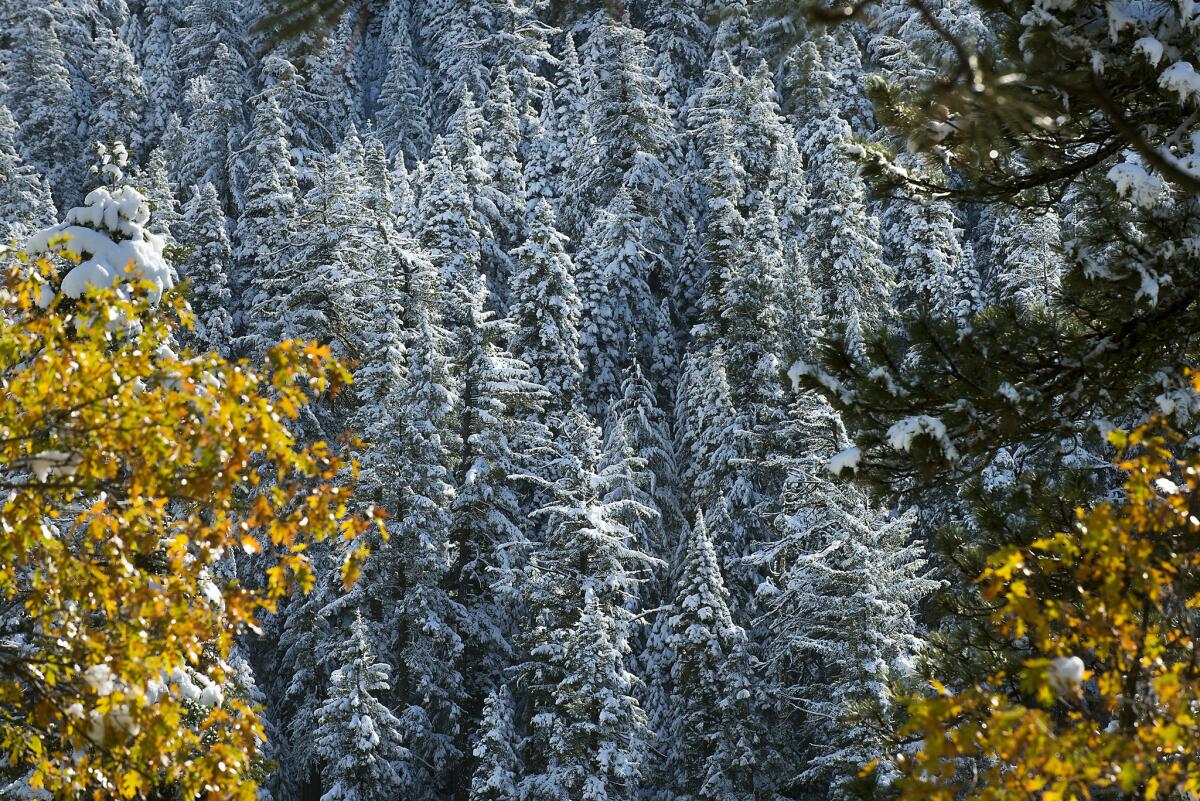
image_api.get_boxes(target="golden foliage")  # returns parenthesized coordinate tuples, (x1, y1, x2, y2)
(888, 372, 1200, 801)
(0, 254, 378, 799)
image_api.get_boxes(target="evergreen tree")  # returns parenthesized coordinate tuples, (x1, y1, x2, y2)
(508, 200, 584, 414)
(4, 9, 79, 207)
(576, 189, 660, 412)
(392, 322, 466, 800)
(516, 413, 659, 801)
(0, 105, 55, 242)
(89, 28, 147, 153)
(447, 261, 547, 735)
(238, 92, 299, 354)
(177, 44, 248, 212)
(578, 21, 673, 227)
(980, 196, 1064, 311)
(766, 439, 937, 800)
(179, 182, 235, 356)
(376, 4, 430, 166)
(656, 512, 782, 801)
(316, 612, 413, 801)
(467, 686, 521, 801)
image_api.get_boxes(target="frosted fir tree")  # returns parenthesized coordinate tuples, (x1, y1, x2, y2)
(0, 105, 55, 243)
(130, 0, 180, 142)
(883, 171, 974, 333)
(255, 55, 321, 185)
(271, 553, 338, 800)
(802, 109, 892, 352)
(170, 0, 249, 74)
(720, 191, 785, 405)
(237, 91, 299, 354)
(655, 512, 783, 801)
(671, 218, 704, 334)
(644, 0, 709, 114)
(375, 4, 431, 167)
(445, 88, 511, 299)
(672, 352, 768, 610)
(576, 189, 660, 412)
(486, 0, 553, 127)
(607, 359, 681, 565)
(177, 45, 248, 210)
(523, 589, 649, 801)
(392, 327, 468, 801)
(89, 28, 147, 154)
(765, 432, 939, 800)
(695, 115, 748, 349)
(481, 69, 526, 259)
(417, 0, 491, 120)
(178, 182, 234, 356)
(579, 21, 674, 232)
(447, 261, 548, 715)
(508, 200, 584, 415)
(315, 613, 412, 801)
(708, 0, 761, 71)
(467, 686, 520, 801)
(981, 195, 1065, 312)
(419, 139, 484, 302)
(306, 17, 362, 146)
(515, 413, 659, 793)
(4, 9, 80, 207)
(25, 146, 174, 306)
(132, 147, 181, 242)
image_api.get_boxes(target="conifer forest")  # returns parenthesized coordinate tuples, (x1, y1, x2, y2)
(3, 0, 1200, 799)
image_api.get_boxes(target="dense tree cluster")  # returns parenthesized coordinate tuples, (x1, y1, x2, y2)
(5, 0, 1195, 797)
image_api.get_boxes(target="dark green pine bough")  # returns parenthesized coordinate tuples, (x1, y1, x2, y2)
(790, 0, 1200, 689)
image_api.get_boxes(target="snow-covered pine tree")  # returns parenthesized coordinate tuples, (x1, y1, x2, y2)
(579, 20, 674, 247)
(132, 147, 181, 242)
(444, 88, 511, 301)
(177, 44, 248, 213)
(653, 511, 784, 801)
(0, 105, 55, 242)
(467, 685, 521, 801)
(391, 320, 467, 801)
(179, 182, 235, 356)
(525, 589, 648, 801)
(765, 398, 939, 800)
(170, 0, 250, 74)
(980, 194, 1064, 312)
(315, 612, 412, 801)
(516, 412, 659, 801)
(447, 259, 548, 747)
(238, 91, 299, 355)
(89, 28, 147, 154)
(576, 188, 660, 413)
(375, 4, 430, 167)
(4, 8, 80, 207)
(607, 359, 680, 566)
(708, 0, 761, 72)
(508, 200, 584, 415)
(486, 0, 553, 129)
(694, 114, 748, 350)
(130, 0, 180, 143)
(481, 68, 526, 267)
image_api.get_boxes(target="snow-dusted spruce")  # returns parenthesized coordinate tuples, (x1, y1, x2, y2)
(763, 400, 940, 799)
(467, 686, 521, 801)
(653, 511, 784, 801)
(508, 200, 585, 414)
(316, 613, 412, 801)
(0, 105, 54, 243)
(178, 182, 234, 355)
